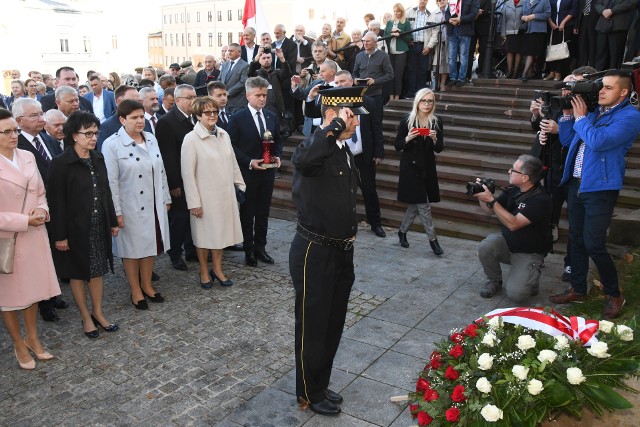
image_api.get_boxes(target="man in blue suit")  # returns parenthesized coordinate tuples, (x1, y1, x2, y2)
(227, 77, 282, 267)
(84, 75, 116, 123)
(97, 85, 150, 152)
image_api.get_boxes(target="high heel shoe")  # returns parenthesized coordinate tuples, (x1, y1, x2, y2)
(15, 349, 36, 370)
(141, 290, 165, 303)
(210, 269, 233, 287)
(23, 339, 54, 360)
(131, 295, 149, 310)
(82, 321, 99, 339)
(90, 314, 119, 332)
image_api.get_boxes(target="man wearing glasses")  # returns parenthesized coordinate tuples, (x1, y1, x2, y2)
(473, 154, 552, 303)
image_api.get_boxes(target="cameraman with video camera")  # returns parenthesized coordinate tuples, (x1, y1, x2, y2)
(473, 155, 552, 303)
(549, 69, 640, 319)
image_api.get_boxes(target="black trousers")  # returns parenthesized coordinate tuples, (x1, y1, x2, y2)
(353, 154, 382, 227)
(240, 170, 275, 254)
(467, 31, 490, 79)
(289, 234, 354, 404)
(578, 13, 598, 67)
(166, 208, 196, 259)
(595, 30, 628, 70)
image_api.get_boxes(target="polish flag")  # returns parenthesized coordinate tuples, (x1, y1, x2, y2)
(242, 0, 270, 44)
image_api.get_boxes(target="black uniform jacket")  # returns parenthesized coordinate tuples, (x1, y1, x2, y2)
(291, 120, 359, 240)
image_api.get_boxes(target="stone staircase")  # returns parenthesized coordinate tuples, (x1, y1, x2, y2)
(271, 78, 640, 245)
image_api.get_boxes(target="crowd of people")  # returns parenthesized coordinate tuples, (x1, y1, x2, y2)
(2, 4, 640, 417)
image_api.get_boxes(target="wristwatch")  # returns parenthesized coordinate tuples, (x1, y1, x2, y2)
(486, 199, 497, 209)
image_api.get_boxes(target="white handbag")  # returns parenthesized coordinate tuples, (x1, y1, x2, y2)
(546, 30, 570, 62)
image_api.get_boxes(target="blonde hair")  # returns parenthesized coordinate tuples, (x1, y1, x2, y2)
(407, 88, 438, 130)
(393, 3, 407, 24)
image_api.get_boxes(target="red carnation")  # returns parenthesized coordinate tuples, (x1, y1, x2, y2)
(416, 378, 430, 393)
(417, 411, 433, 426)
(450, 385, 467, 403)
(450, 332, 464, 343)
(409, 404, 419, 415)
(445, 407, 461, 422)
(429, 352, 443, 369)
(424, 389, 439, 402)
(463, 323, 479, 337)
(449, 344, 464, 359)
(444, 365, 460, 380)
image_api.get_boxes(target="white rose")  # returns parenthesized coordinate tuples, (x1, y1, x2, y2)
(566, 367, 586, 385)
(476, 377, 492, 393)
(488, 316, 502, 329)
(553, 335, 570, 350)
(616, 325, 634, 341)
(587, 341, 610, 358)
(527, 379, 544, 395)
(482, 332, 497, 347)
(598, 320, 614, 333)
(516, 335, 536, 351)
(481, 404, 504, 422)
(512, 364, 529, 380)
(478, 353, 494, 370)
(537, 349, 558, 364)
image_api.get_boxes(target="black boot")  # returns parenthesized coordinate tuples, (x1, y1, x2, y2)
(398, 231, 409, 248)
(430, 238, 444, 255)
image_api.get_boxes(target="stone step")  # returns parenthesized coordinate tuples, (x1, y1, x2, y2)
(382, 110, 534, 133)
(386, 100, 533, 120)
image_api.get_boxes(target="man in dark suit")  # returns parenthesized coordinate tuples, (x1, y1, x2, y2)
(576, 0, 598, 67)
(40, 66, 93, 113)
(156, 84, 198, 270)
(13, 97, 67, 321)
(272, 24, 298, 123)
(97, 85, 144, 151)
(84, 75, 116, 122)
(157, 87, 175, 117)
(291, 25, 314, 73)
(291, 59, 338, 136)
(227, 77, 282, 267)
(219, 43, 249, 114)
(241, 27, 260, 63)
(44, 109, 66, 151)
(334, 71, 386, 237)
(208, 81, 231, 130)
(194, 55, 220, 96)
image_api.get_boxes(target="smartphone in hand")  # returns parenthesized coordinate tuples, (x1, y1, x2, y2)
(411, 128, 431, 136)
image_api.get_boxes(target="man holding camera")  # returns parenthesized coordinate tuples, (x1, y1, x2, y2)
(549, 70, 640, 319)
(474, 155, 552, 302)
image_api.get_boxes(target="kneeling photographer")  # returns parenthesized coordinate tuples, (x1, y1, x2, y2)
(472, 155, 552, 303)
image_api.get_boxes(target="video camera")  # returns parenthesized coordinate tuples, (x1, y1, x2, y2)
(550, 79, 603, 112)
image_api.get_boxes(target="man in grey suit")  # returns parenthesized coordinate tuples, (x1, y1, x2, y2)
(219, 43, 249, 114)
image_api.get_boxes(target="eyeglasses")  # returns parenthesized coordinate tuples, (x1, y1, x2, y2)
(419, 99, 435, 105)
(0, 128, 21, 136)
(202, 110, 219, 117)
(178, 96, 197, 101)
(77, 131, 101, 138)
(509, 167, 525, 175)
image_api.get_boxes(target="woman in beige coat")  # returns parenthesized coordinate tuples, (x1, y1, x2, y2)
(181, 97, 245, 288)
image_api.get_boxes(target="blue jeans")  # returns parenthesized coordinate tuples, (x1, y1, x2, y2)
(448, 34, 472, 82)
(406, 42, 431, 97)
(567, 178, 620, 296)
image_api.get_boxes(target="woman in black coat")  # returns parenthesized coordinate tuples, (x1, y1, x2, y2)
(394, 88, 444, 255)
(47, 111, 120, 339)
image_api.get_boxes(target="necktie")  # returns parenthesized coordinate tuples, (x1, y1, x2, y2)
(220, 111, 227, 125)
(33, 135, 50, 162)
(256, 111, 266, 136)
(584, 0, 592, 14)
(352, 130, 358, 143)
(150, 116, 157, 134)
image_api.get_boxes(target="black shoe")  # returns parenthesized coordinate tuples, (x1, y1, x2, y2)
(324, 389, 343, 404)
(309, 399, 341, 416)
(254, 248, 274, 264)
(39, 303, 59, 322)
(142, 290, 165, 303)
(209, 269, 233, 287)
(132, 297, 149, 310)
(82, 321, 99, 339)
(398, 231, 409, 248)
(151, 271, 160, 282)
(90, 314, 119, 332)
(430, 239, 444, 255)
(50, 296, 68, 309)
(170, 257, 188, 271)
(445, 80, 455, 87)
(455, 80, 465, 87)
(245, 253, 258, 267)
(226, 243, 244, 251)
(520, 75, 528, 82)
(372, 225, 386, 238)
(200, 277, 213, 289)
(185, 253, 198, 262)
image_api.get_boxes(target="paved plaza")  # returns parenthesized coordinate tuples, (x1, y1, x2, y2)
(0, 219, 571, 426)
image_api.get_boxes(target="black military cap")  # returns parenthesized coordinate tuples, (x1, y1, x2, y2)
(318, 86, 369, 115)
(169, 63, 181, 70)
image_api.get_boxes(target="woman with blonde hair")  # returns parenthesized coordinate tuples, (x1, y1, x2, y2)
(385, 3, 413, 100)
(394, 88, 444, 255)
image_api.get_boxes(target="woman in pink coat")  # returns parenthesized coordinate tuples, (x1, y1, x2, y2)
(0, 109, 60, 370)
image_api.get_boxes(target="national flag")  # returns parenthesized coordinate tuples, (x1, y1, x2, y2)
(242, 0, 270, 45)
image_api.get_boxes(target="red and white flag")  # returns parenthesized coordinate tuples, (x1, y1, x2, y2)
(242, 0, 270, 44)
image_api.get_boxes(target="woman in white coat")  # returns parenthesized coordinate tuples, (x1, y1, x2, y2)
(102, 100, 171, 309)
(181, 97, 245, 288)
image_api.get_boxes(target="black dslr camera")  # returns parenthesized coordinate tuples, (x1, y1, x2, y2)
(550, 79, 603, 112)
(466, 178, 496, 196)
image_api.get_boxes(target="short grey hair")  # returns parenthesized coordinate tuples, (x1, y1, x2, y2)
(12, 97, 42, 118)
(174, 84, 195, 98)
(245, 76, 269, 93)
(336, 70, 353, 80)
(244, 27, 256, 36)
(368, 20, 381, 30)
(518, 154, 544, 184)
(139, 87, 157, 98)
(55, 85, 77, 100)
(320, 60, 338, 73)
(44, 109, 67, 123)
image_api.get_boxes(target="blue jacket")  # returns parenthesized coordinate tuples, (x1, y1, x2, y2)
(550, 0, 579, 27)
(559, 98, 640, 192)
(445, 0, 480, 37)
(84, 90, 116, 119)
(522, 0, 551, 33)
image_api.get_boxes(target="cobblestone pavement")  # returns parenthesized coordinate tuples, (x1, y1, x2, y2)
(1, 218, 574, 426)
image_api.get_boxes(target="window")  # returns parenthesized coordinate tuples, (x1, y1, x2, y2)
(163, 15, 166, 24)
(208, 11, 212, 22)
(165, 56, 169, 65)
(217, 32, 222, 47)
(175, 13, 178, 22)
(112, 35, 118, 50)
(171, 56, 174, 64)
(209, 33, 213, 47)
(170, 34, 173, 46)
(188, 33, 191, 46)
(227, 32, 232, 45)
(238, 9, 243, 20)
(227, 10, 232, 21)
(181, 33, 185, 46)
(83, 36, 91, 53)
(197, 12, 200, 22)
(197, 33, 201, 47)
(176, 33, 179, 47)
(181, 13, 184, 23)
(169, 14, 172, 24)
(60, 38, 69, 52)
(164, 34, 168, 46)
(309, 9, 314, 20)
(217, 11, 222, 21)
(187, 13, 190, 23)
(238, 32, 242, 43)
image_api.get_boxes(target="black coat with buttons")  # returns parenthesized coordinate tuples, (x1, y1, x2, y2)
(47, 148, 118, 281)
(394, 115, 444, 204)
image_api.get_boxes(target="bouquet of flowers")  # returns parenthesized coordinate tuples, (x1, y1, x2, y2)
(408, 307, 639, 426)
